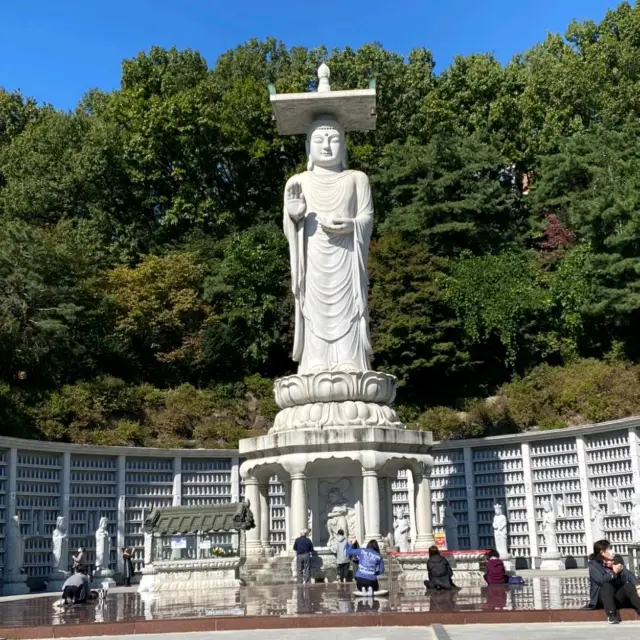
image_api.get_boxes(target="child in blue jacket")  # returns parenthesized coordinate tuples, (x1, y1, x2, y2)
(346, 538, 384, 595)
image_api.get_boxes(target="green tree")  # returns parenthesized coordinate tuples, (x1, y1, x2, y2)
(369, 234, 469, 406)
(533, 120, 640, 356)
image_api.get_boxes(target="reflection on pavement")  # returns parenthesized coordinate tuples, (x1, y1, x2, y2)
(0, 577, 589, 628)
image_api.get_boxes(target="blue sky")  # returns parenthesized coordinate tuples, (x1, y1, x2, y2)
(1, 0, 620, 111)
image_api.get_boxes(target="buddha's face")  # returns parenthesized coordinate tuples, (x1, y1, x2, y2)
(308, 125, 343, 169)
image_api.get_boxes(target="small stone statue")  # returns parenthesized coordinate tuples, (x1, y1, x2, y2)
(51, 516, 69, 573)
(556, 496, 565, 518)
(4, 515, 24, 576)
(492, 503, 510, 559)
(394, 513, 410, 552)
(542, 501, 559, 556)
(612, 492, 620, 515)
(590, 497, 606, 542)
(443, 504, 459, 551)
(630, 494, 640, 543)
(95, 516, 110, 573)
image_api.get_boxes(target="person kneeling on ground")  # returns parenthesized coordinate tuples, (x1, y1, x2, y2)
(484, 549, 508, 584)
(330, 529, 350, 583)
(61, 566, 92, 605)
(424, 545, 458, 592)
(346, 538, 384, 595)
(587, 539, 640, 624)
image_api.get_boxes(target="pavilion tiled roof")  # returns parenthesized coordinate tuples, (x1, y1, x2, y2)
(143, 501, 255, 535)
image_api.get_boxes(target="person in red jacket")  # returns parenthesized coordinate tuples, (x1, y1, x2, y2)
(484, 549, 508, 584)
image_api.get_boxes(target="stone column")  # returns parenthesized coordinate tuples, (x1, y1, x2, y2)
(61, 451, 71, 535)
(463, 447, 479, 549)
(406, 470, 417, 545)
(362, 469, 382, 541)
(576, 435, 594, 552)
(258, 481, 271, 553)
(243, 475, 263, 556)
(385, 478, 395, 536)
(521, 441, 539, 559)
(413, 465, 435, 550)
(307, 477, 319, 544)
(231, 456, 240, 502)
(7, 448, 17, 523)
(629, 428, 640, 495)
(289, 473, 308, 548)
(172, 457, 182, 506)
(116, 454, 126, 573)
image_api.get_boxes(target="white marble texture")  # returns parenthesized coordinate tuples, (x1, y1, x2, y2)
(493, 504, 510, 560)
(284, 119, 372, 376)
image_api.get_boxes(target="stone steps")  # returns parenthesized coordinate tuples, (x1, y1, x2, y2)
(242, 555, 294, 585)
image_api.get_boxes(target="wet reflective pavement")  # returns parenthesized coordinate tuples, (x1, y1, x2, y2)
(0, 577, 590, 628)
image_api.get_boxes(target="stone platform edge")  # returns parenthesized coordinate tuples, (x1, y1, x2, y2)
(1, 609, 635, 638)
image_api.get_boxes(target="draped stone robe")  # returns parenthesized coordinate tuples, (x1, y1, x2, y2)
(283, 169, 373, 374)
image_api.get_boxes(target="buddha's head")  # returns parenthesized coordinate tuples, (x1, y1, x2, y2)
(494, 503, 502, 515)
(306, 116, 346, 171)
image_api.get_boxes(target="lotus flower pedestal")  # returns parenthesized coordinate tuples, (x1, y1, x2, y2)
(239, 371, 434, 566)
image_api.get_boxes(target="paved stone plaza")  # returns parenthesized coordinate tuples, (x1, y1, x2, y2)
(0, 576, 630, 635)
(36, 625, 640, 640)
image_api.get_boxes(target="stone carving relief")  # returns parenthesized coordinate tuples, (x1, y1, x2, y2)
(320, 479, 356, 546)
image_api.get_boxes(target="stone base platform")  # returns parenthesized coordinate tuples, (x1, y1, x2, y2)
(1, 573, 29, 595)
(139, 558, 245, 592)
(391, 551, 494, 586)
(241, 425, 432, 460)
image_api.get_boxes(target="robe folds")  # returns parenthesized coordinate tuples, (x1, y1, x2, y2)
(283, 169, 373, 374)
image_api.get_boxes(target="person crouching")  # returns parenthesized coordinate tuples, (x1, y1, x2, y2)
(424, 545, 457, 591)
(61, 566, 91, 605)
(346, 538, 384, 595)
(587, 539, 640, 624)
(484, 549, 508, 584)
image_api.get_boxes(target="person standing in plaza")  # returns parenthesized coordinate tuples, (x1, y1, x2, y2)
(293, 529, 313, 584)
(330, 528, 350, 582)
(121, 547, 134, 587)
(71, 547, 85, 573)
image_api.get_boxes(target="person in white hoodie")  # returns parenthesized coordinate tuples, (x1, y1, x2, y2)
(330, 529, 350, 582)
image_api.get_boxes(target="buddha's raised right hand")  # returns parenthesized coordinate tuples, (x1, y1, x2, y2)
(286, 179, 306, 222)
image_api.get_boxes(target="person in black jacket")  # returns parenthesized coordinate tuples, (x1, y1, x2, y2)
(293, 529, 314, 584)
(587, 539, 640, 624)
(424, 545, 458, 592)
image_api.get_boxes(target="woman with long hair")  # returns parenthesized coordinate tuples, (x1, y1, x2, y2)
(346, 538, 384, 595)
(424, 545, 457, 591)
(588, 539, 640, 624)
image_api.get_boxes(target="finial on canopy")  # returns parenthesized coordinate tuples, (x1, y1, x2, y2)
(317, 63, 331, 92)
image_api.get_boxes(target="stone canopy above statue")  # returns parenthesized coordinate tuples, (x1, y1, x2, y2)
(269, 63, 377, 134)
(143, 502, 255, 536)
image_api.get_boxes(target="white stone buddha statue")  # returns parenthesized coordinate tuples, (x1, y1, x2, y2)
(283, 116, 373, 375)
